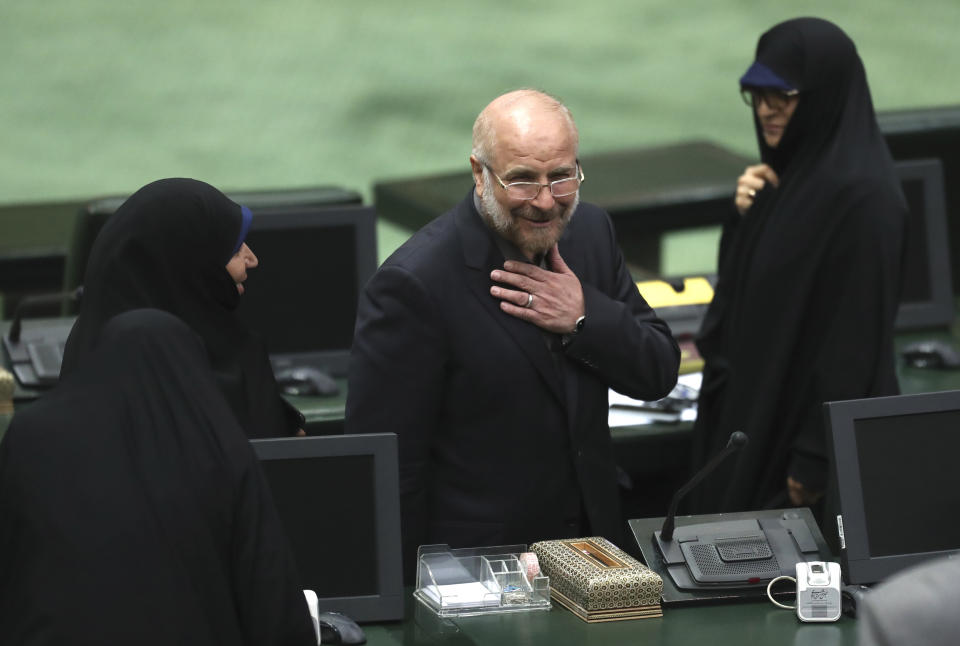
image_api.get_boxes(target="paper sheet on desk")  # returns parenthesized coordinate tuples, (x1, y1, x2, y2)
(421, 581, 499, 609)
(608, 372, 701, 427)
(675, 372, 702, 392)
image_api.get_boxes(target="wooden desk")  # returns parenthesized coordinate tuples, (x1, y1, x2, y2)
(6, 317, 960, 522)
(358, 587, 856, 645)
(612, 324, 960, 518)
(13, 318, 954, 526)
(288, 384, 348, 435)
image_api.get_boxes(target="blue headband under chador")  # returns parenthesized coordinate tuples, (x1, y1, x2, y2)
(739, 61, 796, 91)
(233, 205, 253, 254)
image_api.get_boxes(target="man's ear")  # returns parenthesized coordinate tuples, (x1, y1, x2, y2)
(469, 155, 485, 197)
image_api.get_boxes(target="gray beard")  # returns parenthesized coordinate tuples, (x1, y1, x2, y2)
(478, 169, 578, 259)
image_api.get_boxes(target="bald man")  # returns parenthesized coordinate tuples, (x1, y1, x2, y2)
(346, 90, 679, 576)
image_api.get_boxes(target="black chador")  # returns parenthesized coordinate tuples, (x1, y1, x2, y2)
(693, 18, 906, 512)
(0, 309, 316, 645)
(61, 178, 302, 438)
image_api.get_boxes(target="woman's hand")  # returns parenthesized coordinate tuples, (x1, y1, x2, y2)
(735, 164, 780, 215)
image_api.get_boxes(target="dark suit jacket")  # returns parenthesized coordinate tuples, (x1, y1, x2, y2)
(346, 192, 678, 569)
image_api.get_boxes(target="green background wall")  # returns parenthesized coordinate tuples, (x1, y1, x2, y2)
(2, 1, 958, 264)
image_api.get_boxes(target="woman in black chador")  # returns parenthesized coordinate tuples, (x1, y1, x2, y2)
(61, 178, 302, 438)
(0, 309, 316, 645)
(693, 18, 906, 513)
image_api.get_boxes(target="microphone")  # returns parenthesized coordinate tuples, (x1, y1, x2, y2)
(8, 287, 83, 343)
(660, 431, 748, 541)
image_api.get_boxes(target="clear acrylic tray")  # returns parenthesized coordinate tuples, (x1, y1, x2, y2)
(413, 543, 552, 617)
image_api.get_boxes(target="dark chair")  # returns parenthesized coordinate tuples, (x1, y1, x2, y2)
(879, 105, 960, 295)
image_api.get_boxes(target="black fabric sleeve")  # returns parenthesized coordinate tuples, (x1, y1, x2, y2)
(561, 213, 680, 401)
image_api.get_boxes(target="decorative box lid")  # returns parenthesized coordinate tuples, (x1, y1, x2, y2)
(531, 536, 662, 612)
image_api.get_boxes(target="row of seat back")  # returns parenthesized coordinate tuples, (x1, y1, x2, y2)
(60, 186, 363, 315)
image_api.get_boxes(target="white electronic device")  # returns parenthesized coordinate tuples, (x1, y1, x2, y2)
(795, 561, 842, 622)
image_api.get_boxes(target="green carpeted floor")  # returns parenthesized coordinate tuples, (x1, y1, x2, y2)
(2, 1, 958, 266)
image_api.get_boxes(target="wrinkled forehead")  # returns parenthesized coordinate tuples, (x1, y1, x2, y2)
(490, 108, 578, 169)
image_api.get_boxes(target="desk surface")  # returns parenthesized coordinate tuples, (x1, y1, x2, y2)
(359, 590, 856, 645)
(0, 317, 352, 414)
(287, 386, 347, 425)
(7, 319, 960, 417)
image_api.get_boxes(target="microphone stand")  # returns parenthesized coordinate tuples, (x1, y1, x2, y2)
(660, 431, 748, 541)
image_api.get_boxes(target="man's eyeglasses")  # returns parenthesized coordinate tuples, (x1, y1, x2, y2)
(741, 87, 799, 110)
(487, 162, 585, 200)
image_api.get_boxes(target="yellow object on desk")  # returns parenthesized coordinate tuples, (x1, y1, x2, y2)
(678, 339, 705, 375)
(636, 277, 714, 308)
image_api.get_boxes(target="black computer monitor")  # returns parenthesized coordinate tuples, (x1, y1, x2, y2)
(894, 158, 954, 330)
(236, 205, 377, 377)
(824, 389, 960, 585)
(250, 434, 404, 623)
(64, 186, 363, 302)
